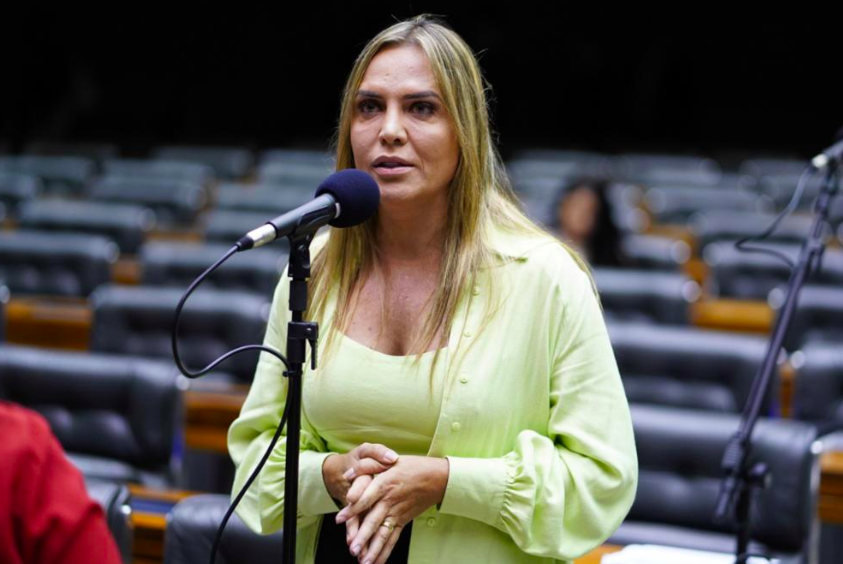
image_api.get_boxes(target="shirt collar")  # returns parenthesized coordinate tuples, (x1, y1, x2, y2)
(485, 223, 550, 263)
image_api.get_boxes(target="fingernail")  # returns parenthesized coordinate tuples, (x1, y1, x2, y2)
(385, 451, 398, 462)
(351, 544, 360, 556)
(343, 468, 355, 479)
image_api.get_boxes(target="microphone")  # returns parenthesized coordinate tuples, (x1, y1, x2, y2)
(237, 169, 380, 250)
(810, 125, 843, 169)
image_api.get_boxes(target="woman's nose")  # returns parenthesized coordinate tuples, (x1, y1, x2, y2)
(379, 105, 407, 145)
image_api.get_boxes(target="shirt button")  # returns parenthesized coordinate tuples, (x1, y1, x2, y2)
(463, 330, 472, 338)
(427, 517, 437, 526)
(459, 375, 468, 384)
(451, 422, 462, 432)
(471, 286, 480, 296)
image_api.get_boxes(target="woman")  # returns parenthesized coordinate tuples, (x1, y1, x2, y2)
(228, 15, 637, 564)
(551, 177, 626, 268)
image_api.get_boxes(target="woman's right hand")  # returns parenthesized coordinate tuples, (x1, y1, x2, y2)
(323, 443, 399, 506)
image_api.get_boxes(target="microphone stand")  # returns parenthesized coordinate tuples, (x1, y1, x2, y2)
(714, 161, 839, 564)
(282, 231, 319, 563)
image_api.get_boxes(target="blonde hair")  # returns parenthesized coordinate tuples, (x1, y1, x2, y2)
(307, 14, 589, 390)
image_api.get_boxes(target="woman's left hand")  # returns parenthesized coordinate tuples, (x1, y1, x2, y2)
(335, 455, 449, 564)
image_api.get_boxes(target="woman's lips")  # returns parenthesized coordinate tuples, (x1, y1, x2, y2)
(373, 165, 413, 176)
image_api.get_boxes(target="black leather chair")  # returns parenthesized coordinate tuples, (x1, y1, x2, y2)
(86, 478, 133, 563)
(214, 183, 310, 215)
(0, 171, 41, 215)
(0, 230, 118, 296)
(203, 210, 284, 245)
(705, 242, 843, 300)
(90, 176, 208, 226)
(691, 211, 813, 253)
(257, 161, 333, 189)
(612, 405, 820, 564)
(153, 146, 255, 180)
(139, 242, 287, 298)
(620, 234, 691, 271)
(90, 284, 269, 383)
(0, 280, 7, 342)
(791, 342, 843, 436)
(0, 155, 95, 196)
(103, 159, 215, 186)
(0, 344, 180, 487)
(18, 200, 156, 254)
(644, 186, 769, 224)
(593, 268, 700, 325)
(785, 285, 843, 352)
(608, 322, 775, 413)
(617, 153, 723, 186)
(164, 494, 284, 564)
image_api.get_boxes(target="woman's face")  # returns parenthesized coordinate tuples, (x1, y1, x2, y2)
(350, 43, 459, 208)
(558, 186, 600, 240)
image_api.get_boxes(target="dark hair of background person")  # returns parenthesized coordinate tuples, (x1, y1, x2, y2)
(550, 177, 626, 268)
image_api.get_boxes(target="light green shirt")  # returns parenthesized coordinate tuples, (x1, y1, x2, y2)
(227, 224, 638, 563)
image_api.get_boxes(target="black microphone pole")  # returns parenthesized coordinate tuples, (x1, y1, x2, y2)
(714, 159, 839, 563)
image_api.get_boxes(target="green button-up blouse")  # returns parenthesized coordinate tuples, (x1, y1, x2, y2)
(227, 224, 638, 563)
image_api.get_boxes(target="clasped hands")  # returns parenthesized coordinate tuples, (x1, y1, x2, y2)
(323, 443, 449, 564)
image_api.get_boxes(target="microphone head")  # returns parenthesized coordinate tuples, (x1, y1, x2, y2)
(315, 169, 380, 228)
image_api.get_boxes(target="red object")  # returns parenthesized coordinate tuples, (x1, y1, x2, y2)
(0, 401, 123, 564)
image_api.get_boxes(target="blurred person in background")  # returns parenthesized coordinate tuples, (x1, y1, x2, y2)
(0, 401, 122, 564)
(551, 177, 626, 267)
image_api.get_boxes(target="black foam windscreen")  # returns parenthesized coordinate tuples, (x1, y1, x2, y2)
(315, 169, 380, 228)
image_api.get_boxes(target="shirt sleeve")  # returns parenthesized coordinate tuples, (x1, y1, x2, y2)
(438, 255, 638, 560)
(228, 266, 340, 535)
(17, 411, 123, 564)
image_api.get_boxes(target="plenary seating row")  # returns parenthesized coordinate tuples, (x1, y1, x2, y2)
(159, 405, 820, 564)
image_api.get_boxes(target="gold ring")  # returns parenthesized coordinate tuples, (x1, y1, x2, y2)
(379, 519, 396, 532)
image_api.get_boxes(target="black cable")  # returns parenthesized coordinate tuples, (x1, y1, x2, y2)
(733, 166, 817, 268)
(169, 242, 295, 564)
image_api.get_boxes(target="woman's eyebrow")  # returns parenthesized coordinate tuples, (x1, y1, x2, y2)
(356, 89, 442, 101)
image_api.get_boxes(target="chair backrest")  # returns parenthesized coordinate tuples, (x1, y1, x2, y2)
(0, 344, 179, 469)
(86, 478, 133, 564)
(593, 268, 700, 325)
(792, 341, 843, 432)
(0, 155, 95, 196)
(609, 322, 774, 413)
(0, 281, 7, 342)
(152, 146, 255, 180)
(630, 405, 819, 555)
(139, 242, 286, 298)
(89, 176, 208, 226)
(18, 200, 156, 254)
(786, 285, 843, 352)
(90, 284, 269, 382)
(0, 230, 118, 296)
(0, 171, 41, 214)
(164, 494, 284, 564)
(620, 234, 690, 271)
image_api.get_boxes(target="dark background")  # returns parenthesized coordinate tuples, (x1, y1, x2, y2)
(3, 6, 840, 162)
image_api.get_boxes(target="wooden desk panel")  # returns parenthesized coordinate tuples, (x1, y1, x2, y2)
(5, 296, 91, 350)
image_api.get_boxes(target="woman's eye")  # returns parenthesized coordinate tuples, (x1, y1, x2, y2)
(412, 102, 435, 116)
(357, 100, 380, 114)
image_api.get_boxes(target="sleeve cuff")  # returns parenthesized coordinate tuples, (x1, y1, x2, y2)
(298, 450, 342, 516)
(437, 455, 511, 527)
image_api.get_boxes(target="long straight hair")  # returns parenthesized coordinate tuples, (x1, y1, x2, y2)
(306, 15, 590, 391)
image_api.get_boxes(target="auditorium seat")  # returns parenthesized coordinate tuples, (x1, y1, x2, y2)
(86, 478, 133, 563)
(608, 322, 775, 413)
(18, 200, 156, 254)
(0, 155, 96, 196)
(103, 159, 215, 186)
(705, 242, 843, 301)
(792, 342, 843, 436)
(617, 153, 722, 186)
(644, 186, 771, 224)
(611, 405, 820, 564)
(139, 241, 287, 298)
(691, 211, 813, 252)
(785, 285, 843, 352)
(0, 230, 118, 296)
(0, 280, 7, 342)
(90, 284, 269, 383)
(593, 268, 701, 325)
(257, 161, 333, 189)
(214, 182, 308, 215)
(0, 344, 181, 488)
(163, 494, 284, 564)
(203, 210, 280, 245)
(152, 146, 256, 180)
(89, 176, 208, 226)
(620, 234, 690, 271)
(0, 171, 41, 215)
